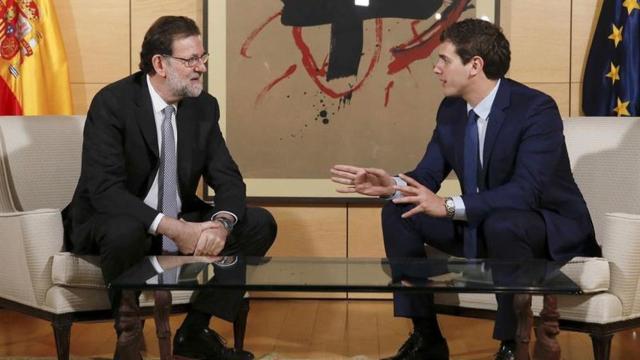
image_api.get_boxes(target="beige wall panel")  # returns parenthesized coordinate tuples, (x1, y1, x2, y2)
(55, 0, 130, 83)
(130, 0, 204, 72)
(70, 83, 106, 115)
(523, 83, 571, 117)
(256, 205, 347, 298)
(347, 206, 385, 258)
(504, 1, 571, 83)
(570, 82, 583, 117)
(264, 206, 346, 257)
(571, 0, 601, 83)
(347, 205, 391, 299)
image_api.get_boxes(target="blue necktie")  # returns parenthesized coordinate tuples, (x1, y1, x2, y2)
(159, 105, 178, 254)
(463, 110, 479, 258)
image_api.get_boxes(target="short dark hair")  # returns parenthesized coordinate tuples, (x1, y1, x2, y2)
(139, 16, 201, 75)
(440, 18, 510, 80)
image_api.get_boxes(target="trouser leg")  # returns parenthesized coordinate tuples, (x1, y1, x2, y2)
(190, 207, 277, 321)
(381, 202, 463, 318)
(480, 209, 547, 340)
(69, 214, 152, 359)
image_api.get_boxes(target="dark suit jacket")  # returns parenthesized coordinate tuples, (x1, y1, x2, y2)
(63, 72, 246, 251)
(408, 79, 601, 261)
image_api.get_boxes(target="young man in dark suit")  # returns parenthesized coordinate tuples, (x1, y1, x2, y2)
(63, 16, 276, 360)
(331, 18, 600, 360)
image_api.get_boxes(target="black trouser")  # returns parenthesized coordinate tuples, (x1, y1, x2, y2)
(68, 207, 277, 322)
(381, 202, 547, 340)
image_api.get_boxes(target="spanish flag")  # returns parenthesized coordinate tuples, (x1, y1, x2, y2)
(0, 0, 72, 115)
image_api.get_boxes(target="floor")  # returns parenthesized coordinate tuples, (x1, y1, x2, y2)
(0, 299, 638, 359)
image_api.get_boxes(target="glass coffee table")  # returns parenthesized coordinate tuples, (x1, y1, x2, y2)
(111, 256, 590, 360)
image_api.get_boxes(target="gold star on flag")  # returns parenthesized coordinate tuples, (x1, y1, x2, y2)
(606, 63, 620, 84)
(608, 24, 623, 47)
(623, 0, 640, 14)
(613, 97, 630, 116)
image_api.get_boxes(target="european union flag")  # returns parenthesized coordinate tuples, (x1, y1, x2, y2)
(583, 0, 640, 116)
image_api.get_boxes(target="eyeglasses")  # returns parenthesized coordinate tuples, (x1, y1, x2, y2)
(163, 53, 209, 67)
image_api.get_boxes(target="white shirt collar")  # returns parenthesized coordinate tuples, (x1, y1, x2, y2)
(146, 75, 176, 114)
(466, 78, 501, 119)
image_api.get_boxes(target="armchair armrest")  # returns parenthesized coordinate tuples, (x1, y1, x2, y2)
(0, 209, 64, 308)
(600, 212, 640, 317)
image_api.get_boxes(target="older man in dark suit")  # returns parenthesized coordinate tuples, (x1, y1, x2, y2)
(331, 19, 600, 360)
(62, 16, 276, 360)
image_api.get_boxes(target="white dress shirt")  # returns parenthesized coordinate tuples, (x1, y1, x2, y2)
(393, 79, 502, 221)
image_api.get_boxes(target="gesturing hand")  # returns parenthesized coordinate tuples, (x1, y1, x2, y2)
(330, 164, 395, 197)
(392, 173, 447, 218)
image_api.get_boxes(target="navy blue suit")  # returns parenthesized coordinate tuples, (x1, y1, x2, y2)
(382, 79, 601, 340)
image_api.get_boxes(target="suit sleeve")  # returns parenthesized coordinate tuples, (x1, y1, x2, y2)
(82, 88, 159, 228)
(406, 106, 453, 193)
(203, 98, 247, 222)
(462, 95, 564, 227)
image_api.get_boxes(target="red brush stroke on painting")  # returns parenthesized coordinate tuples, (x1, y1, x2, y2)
(384, 80, 394, 108)
(292, 18, 383, 99)
(387, 0, 469, 75)
(241, 10, 282, 58)
(255, 64, 298, 105)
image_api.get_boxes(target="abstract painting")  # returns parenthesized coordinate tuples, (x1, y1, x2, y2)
(209, 0, 496, 197)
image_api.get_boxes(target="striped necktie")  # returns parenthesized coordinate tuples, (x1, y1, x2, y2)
(159, 105, 178, 253)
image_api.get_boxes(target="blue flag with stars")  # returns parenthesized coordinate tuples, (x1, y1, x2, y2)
(583, 0, 640, 116)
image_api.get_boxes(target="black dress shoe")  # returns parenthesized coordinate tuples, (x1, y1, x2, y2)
(494, 340, 516, 360)
(173, 326, 254, 360)
(382, 332, 449, 360)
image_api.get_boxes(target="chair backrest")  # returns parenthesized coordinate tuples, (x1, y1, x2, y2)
(563, 117, 640, 245)
(0, 116, 85, 212)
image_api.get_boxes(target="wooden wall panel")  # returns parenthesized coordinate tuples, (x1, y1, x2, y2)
(55, 0, 130, 84)
(503, 1, 571, 83)
(258, 205, 347, 299)
(347, 205, 390, 299)
(265, 206, 346, 257)
(347, 206, 384, 258)
(571, 0, 601, 83)
(70, 84, 103, 115)
(130, 0, 204, 73)
(570, 82, 582, 116)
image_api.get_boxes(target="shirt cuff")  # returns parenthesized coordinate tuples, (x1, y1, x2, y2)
(149, 256, 165, 273)
(452, 196, 467, 221)
(149, 213, 164, 235)
(384, 176, 407, 200)
(211, 211, 238, 224)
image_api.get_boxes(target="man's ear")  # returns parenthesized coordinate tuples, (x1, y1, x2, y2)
(152, 54, 167, 77)
(469, 56, 484, 77)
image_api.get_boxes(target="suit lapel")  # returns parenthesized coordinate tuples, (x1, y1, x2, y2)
(482, 79, 511, 169)
(134, 76, 159, 158)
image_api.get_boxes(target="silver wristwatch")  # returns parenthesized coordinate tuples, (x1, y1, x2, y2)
(444, 197, 455, 218)
(213, 217, 234, 233)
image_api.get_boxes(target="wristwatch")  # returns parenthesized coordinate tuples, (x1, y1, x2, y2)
(444, 197, 456, 218)
(213, 217, 234, 233)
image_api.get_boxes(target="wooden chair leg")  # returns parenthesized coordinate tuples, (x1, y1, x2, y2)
(533, 294, 561, 360)
(514, 294, 533, 360)
(233, 297, 250, 350)
(51, 315, 72, 360)
(154, 290, 173, 360)
(590, 333, 613, 360)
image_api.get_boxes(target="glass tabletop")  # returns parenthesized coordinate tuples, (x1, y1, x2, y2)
(110, 256, 588, 295)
